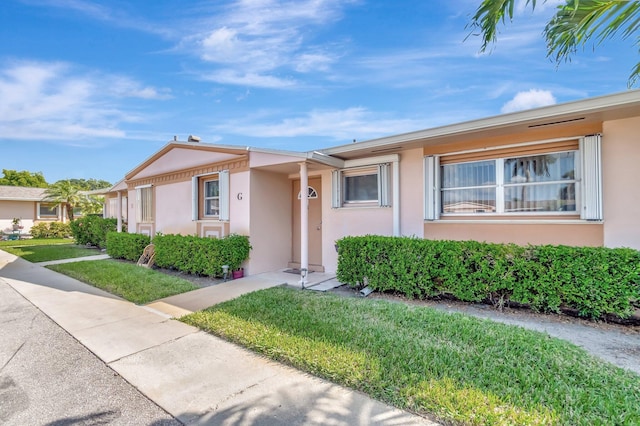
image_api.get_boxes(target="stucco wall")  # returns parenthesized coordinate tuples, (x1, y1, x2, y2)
(602, 116, 640, 250)
(399, 148, 425, 238)
(424, 221, 603, 246)
(229, 171, 250, 236)
(1, 201, 35, 234)
(155, 181, 196, 235)
(247, 170, 292, 274)
(133, 148, 240, 179)
(321, 169, 394, 273)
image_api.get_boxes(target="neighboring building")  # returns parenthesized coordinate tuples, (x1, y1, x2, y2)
(105, 90, 640, 280)
(0, 186, 65, 235)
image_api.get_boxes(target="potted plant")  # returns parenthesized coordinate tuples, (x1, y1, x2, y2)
(12, 218, 21, 231)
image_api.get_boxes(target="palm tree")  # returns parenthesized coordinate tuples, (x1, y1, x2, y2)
(43, 181, 82, 221)
(468, 0, 640, 86)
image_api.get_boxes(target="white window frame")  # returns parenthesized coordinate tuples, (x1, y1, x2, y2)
(203, 178, 220, 217)
(331, 156, 394, 209)
(192, 170, 229, 221)
(424, 136, 602, 220)
(135, 185, 153, 223)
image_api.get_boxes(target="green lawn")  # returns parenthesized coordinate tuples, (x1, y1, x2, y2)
(0, 238, 71, 247)
(47, 259, 199, 304)
(1, 243, 100, 262)
(182, 287, 640, 426)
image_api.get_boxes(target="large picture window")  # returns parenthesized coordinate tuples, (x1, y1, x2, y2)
(503, 152, 576, 213)
(425, 136, 602, 221)
(441, 151, 577, 214)
(441, 160, 496, 213)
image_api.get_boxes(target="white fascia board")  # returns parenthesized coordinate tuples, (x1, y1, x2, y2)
(344, 154, 399, 168)
(319, 90, 640, 156)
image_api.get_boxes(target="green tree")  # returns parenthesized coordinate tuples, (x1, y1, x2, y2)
(43, 181, 82, 221)
(77, 195, 105, 215)
(468, 0, 640, 86)
(0, 169, 48, 187)
(58, 178, 112, 191)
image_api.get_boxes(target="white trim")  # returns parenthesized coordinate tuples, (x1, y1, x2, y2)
(134, 184, 153, 189)
(36, 202, 59, 220)
(218, 170, 230, 221)
(580, 134, 603, 220)
(318, 90, 640, 157)
(331, 170, 340, 208)
(431, 219, 602, 225)
(191, 176, 198, 221)
(378, 163, 390, 207)
(344, 154, 399, 168)
(424, 156, 438, 220)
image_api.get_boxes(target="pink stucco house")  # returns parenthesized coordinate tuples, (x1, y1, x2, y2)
(104, 90, 640, 283)
(0, 186, 66, 236)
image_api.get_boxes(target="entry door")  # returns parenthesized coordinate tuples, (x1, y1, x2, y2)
(291, 178, 323, 271)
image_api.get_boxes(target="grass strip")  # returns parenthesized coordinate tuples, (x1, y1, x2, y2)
(1, 244, 100, 262)
(182, 286, 640, 426)
(0, 238, 72, 247)
(47, 259, 198, 304)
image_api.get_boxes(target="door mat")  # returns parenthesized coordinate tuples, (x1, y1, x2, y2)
(283, 269, 314, 275)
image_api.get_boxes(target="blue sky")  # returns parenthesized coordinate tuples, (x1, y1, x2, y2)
(1, 0, 636, 185)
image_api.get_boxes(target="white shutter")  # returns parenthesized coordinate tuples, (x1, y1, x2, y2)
(331, 170, 341, 208)
(424, 155, 439, 220)
(191, 176, 198, 221)
(219, 170, 230, 221)
(378, 163, 391, 207)
(580, 134, 603, 220)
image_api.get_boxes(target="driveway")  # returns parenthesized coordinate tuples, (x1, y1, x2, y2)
(0, 280, 180, 426)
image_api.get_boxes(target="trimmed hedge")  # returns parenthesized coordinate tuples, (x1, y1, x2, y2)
(153, 234, 251, 278)
(29, 222, 72, 239)
(69, 215, 117, 248)
(336, 236, 640, 320)
(106, 232, 151, 261)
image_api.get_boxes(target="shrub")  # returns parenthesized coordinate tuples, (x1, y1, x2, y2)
(29, 222, 72, 239)
(153, 233, 251, 277)
(336, 236, 640, 320)
(106, 232, 150, 261)
(69, 215, 117, 248)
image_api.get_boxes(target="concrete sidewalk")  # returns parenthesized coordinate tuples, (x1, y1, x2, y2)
(0, 251, 437, 425)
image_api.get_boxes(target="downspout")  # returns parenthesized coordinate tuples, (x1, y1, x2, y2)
(116, 191, 123, 233)
(299, 162, 309, 287)
(393, 158, 400, 236)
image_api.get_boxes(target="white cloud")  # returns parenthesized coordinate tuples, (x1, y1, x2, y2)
(212, 107, 426, 140)
(0, 60, 169, 141)
(501, 89, 556, 113)
(182, 0, 355, 87)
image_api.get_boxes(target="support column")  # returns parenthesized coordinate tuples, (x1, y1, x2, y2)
(299, 162, 309, 287)
(116, 191, 123, 233)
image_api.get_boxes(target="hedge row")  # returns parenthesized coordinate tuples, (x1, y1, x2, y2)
(29, 222, 71, 239)
(106, 232, 151, 261)
(70, 216, 117, 248)
(336, 236, 640, 320)
(152, 234, 251, 278)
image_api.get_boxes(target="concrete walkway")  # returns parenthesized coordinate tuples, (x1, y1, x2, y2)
(0, 251, 437, 425)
